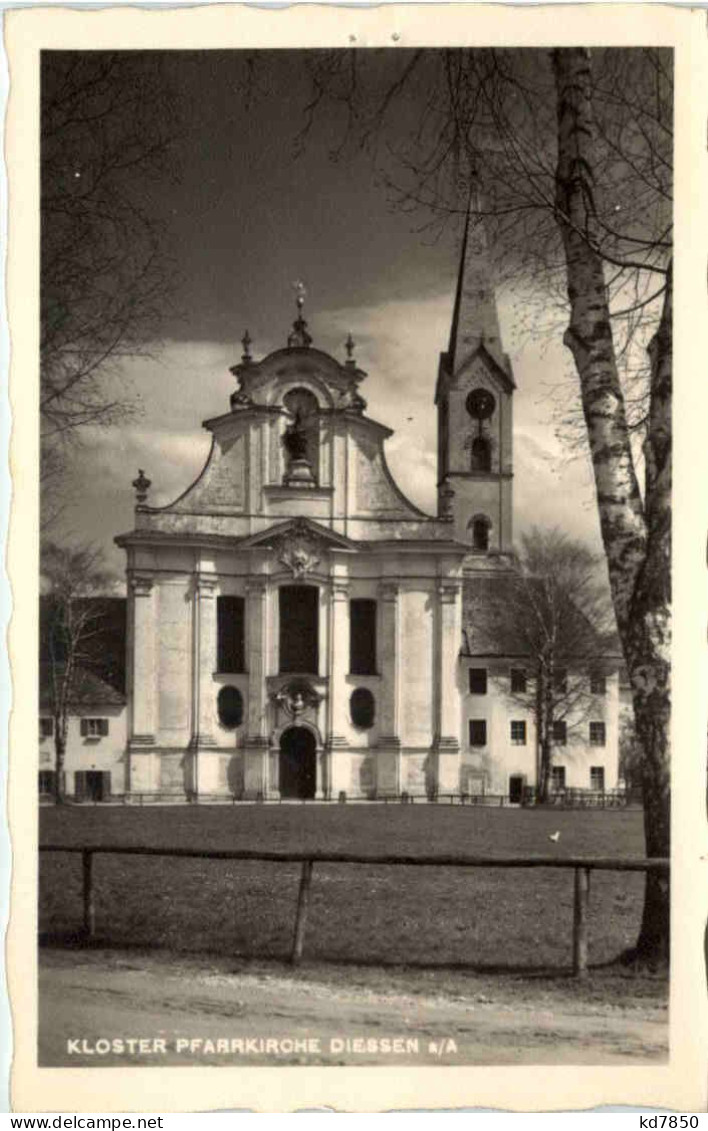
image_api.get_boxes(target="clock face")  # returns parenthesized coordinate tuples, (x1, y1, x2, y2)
(466, 388, 496, 420)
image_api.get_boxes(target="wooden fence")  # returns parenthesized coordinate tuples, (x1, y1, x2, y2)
(41, 788, 635, 809)
(39, 844, 669, 977)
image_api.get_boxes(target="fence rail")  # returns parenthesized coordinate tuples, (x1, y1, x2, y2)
(40, 788, 638, 809)
(40, 844, 669, 977)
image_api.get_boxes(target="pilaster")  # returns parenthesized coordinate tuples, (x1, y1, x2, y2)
(435, 580, 462, 793)
(129, 574, 156, 746)
(189, 574, 218, 797)
(376, 581, 401, 795)
(193, 574, 218, 748)
(328, 579, 350, 741)
(326, 578, 350, 798)
(243, 576, 273, 797)
(243, 736, 272, 799)
(245, 577, 269, 740)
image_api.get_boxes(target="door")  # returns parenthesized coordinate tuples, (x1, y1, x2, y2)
(74, 771, 87, 801)
(85, 770, 111, 802)
(508, 774, 525, 804)
(279, 727, 317, 799)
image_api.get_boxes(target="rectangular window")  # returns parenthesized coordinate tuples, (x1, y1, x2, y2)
(279, 585, 319, 674)
(468, 719, 487, 747)
(510, 720, 526, 745)
(590, 672, 607, 695)
(590, 766, 605, 791)
(552, 720, 567, 745)
(38, 770, 56, 795)
(590, 721, 606, 746)
(468, 668, 487, 695)
(217, 595, 245, 673)
(551, 765, 566, 791)
(554, 668, 568, 694)
(510, 668, 527, 694)
(350, 599, 377, 675)
(81, 718, 109, 738)
(39, 717, 53, 739)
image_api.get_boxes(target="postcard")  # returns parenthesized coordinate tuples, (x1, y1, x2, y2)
(5, 1, 707, 1113)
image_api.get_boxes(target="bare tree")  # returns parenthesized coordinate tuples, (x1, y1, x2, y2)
(296, 44, 672, 965)
(497, 529, 615, 802)
(40, 52, 180, 489)
(40, 542, 115, 804)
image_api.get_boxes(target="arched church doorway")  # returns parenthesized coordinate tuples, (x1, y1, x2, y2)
(279, 726, 317, 799)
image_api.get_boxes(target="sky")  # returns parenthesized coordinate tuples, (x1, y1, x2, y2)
(47, 50, 605, 580)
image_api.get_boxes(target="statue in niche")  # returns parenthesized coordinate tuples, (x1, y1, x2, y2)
(282, 387, 318, 487)
(283, 409, 309, 462)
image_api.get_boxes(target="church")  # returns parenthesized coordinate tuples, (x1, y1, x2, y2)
(114, 213, 620, 802)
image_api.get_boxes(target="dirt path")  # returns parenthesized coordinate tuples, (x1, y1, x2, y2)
(39, 949, 667, 1067)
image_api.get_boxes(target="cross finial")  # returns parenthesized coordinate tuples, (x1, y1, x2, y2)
(293, 279, 307, 312)
(288, 280, 312, 348)
(241, 329, 252, 363)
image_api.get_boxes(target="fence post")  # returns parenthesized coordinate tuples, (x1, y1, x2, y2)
(572, 866, 590, 977)
(82, 850, 95, 939)
(291, 860, 314, 965)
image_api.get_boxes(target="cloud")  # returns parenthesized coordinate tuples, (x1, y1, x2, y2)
(54, 287, 603, 574)
(514, 431, 602, 550)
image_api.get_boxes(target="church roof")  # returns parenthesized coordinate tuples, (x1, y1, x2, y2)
(39, 596, 127, 694)
(39, 664, 126, 709)
(461, 574, 622, 661)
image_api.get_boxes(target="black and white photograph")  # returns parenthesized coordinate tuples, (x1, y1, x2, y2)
(5, 2, 707, 1114)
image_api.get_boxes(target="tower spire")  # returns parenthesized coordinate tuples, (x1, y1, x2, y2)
(447, 185, 504, 373)
(435, 179, 515, 556)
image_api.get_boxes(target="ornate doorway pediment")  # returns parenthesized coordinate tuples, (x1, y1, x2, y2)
(241, 517, 359, 577)
(274, 529, 322, 579)
(271, 677, 324, 719)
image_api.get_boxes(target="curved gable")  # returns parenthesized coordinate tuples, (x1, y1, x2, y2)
(156, 419, 249, 515)
(351, 421, 430, 521)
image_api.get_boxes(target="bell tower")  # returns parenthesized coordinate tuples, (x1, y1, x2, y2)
(435, 194, 515, 556)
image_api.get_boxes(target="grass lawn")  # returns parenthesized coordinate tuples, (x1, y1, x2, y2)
(39, 805, 656, 978)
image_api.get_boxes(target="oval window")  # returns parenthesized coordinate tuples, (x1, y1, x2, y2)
(217, 685, 244, 729)
(350, 687, 375, 729)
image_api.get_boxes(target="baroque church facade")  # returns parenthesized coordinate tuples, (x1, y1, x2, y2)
(115, 215, 620, 802)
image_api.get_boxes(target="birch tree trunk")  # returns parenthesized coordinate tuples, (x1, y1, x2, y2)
(630, 267, 672, 961)
(539, 731, 552, 803)
(54, 718, 67, 805)
(539, 673, 554, 803)
(535, 673, 547, 802)
(552, 47, 671, 964)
